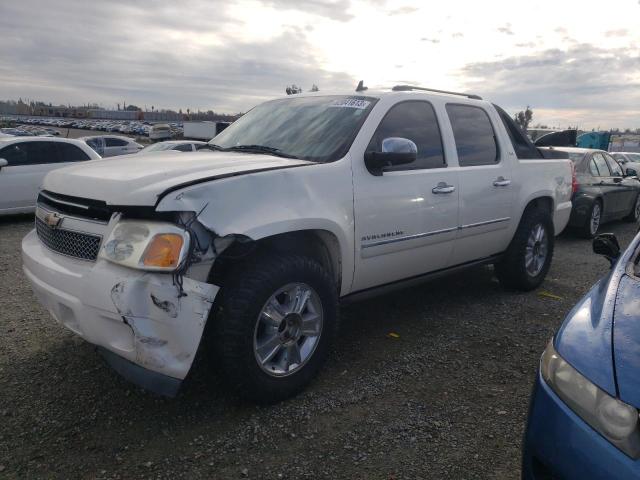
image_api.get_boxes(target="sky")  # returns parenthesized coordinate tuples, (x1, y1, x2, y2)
(1, 0, 639, 129)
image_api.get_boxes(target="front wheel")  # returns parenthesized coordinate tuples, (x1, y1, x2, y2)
(495, 208, 554, 291)
(207, 253, 338, 403)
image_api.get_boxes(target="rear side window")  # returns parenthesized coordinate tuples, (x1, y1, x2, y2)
(174, 144, 193, 152)
(604, 153, 623, 176)
(493, 104, 541, 159)
(105, 137, 128, 147)
(592, 153, 611, 177)
(367, 100, 445, 171)
(56, 143, 91, 162)
(446, 104, 498, 166)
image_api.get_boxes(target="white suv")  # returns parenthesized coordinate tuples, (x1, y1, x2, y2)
(0, 136, 100, 215)
(22, 87, 572, 400)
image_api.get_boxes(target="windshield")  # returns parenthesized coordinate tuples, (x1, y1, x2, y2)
(140, 143, 174, 153)
(209, 95, 377, 162)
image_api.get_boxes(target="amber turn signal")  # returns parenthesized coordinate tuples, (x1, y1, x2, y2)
(142, 234, 184, 268)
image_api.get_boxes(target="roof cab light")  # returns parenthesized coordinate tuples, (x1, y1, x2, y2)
(100, 220, 190, 272)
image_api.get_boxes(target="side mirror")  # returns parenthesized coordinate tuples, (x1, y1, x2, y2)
(626, 168, 637, 177)
(0, 158, 7, 169)
(593, 233, 620, 267)
(364, 137, 417, 176)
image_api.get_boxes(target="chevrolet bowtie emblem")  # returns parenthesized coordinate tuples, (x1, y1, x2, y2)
(44, 212, 62, 228)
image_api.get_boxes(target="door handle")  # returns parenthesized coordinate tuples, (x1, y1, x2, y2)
(432, 182, 455, 194)
(493, 177, 511, 187)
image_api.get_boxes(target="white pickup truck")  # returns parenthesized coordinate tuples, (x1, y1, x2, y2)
(22, 87, 572, 401)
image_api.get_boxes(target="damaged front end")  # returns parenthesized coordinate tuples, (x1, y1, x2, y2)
(22, 197, 232, 396)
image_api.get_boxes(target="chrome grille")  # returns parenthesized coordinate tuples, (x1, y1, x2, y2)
(35, 217, 102, 261)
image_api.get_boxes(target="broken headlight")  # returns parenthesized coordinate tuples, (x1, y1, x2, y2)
(541, 339, 640, 458)
(99, 220, 190, 271)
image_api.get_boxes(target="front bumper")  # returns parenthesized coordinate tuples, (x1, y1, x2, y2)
(22, 229, 219, 395)
(523, 372, 640, 479)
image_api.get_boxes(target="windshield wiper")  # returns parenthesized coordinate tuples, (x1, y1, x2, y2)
(225, 144, 300, 159)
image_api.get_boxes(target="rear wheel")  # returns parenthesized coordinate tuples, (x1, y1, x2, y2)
(496, 207, 554, 291)
(578, 200, 602, 238)
(624, 194, 640, 222)
(207, 252, 338, 403)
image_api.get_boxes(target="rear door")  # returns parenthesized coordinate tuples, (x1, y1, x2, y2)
(104, 137, 129, 157)
(446, 103, 515, 263)
(590, 152, 621, 218)
(604, 153, 637, 216)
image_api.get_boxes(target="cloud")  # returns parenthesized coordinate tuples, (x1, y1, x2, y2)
(421, 38, 440, 44)
(605, 28, 629, 37)
(388, 6, 419, 15)
(461, 44, 640, 127)
(262, 0, 355, 21)
(497, 24, 514, 35)
(0, 0, 355, 112)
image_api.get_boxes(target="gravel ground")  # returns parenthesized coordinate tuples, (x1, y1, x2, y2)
(1, 215, 637, 479)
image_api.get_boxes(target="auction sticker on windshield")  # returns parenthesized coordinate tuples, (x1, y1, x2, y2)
(328, 98, 371, 109)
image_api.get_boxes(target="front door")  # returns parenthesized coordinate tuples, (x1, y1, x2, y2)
(352, 100, 459, 292)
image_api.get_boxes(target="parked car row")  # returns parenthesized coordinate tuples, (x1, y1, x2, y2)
(0, 115, 184, 138)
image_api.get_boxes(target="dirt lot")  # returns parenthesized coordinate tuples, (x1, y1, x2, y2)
(1, 215, 637, 479)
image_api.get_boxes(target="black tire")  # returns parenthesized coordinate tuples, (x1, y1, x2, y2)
(578, 200, 602, 238)
(624, 194, 640, 222)
(495, 207, 554, 291)
(207, 252, 338, 403)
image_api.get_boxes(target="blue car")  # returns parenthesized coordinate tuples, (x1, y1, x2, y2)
(523, 232, 640, 479)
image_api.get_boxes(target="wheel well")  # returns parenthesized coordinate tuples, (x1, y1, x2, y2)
(208, 230, 342, 291)
(524, 196, 553, 215)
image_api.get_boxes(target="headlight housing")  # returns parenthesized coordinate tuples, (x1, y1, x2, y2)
(99, 220, 190, 271)
(541, 339, 640, 457)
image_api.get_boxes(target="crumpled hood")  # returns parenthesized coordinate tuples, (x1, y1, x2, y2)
(42, 151, 312, 206)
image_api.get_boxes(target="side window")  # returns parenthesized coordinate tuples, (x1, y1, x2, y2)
(56, 143, 91, 162)
(27, 142, 61, 164)
(589, 159, 600, 176)
(493, 104, 541, 159)
(604, 153, 623, 176)
(105, 138, 128, 147)
(592, 153, 611, 177)
(0, 144, 28, 166)
(446, 104, 498, 167)
(174, 144, 193, 152)
(366, 101, 445, 171)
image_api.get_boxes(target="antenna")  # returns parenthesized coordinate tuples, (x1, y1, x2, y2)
(392, 85, 482, 100)
(355, 80, 368, 92)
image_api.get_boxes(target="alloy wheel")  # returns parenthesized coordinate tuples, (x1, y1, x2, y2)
(525, 223, 548, 277)
(253, 283, 323, 377)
